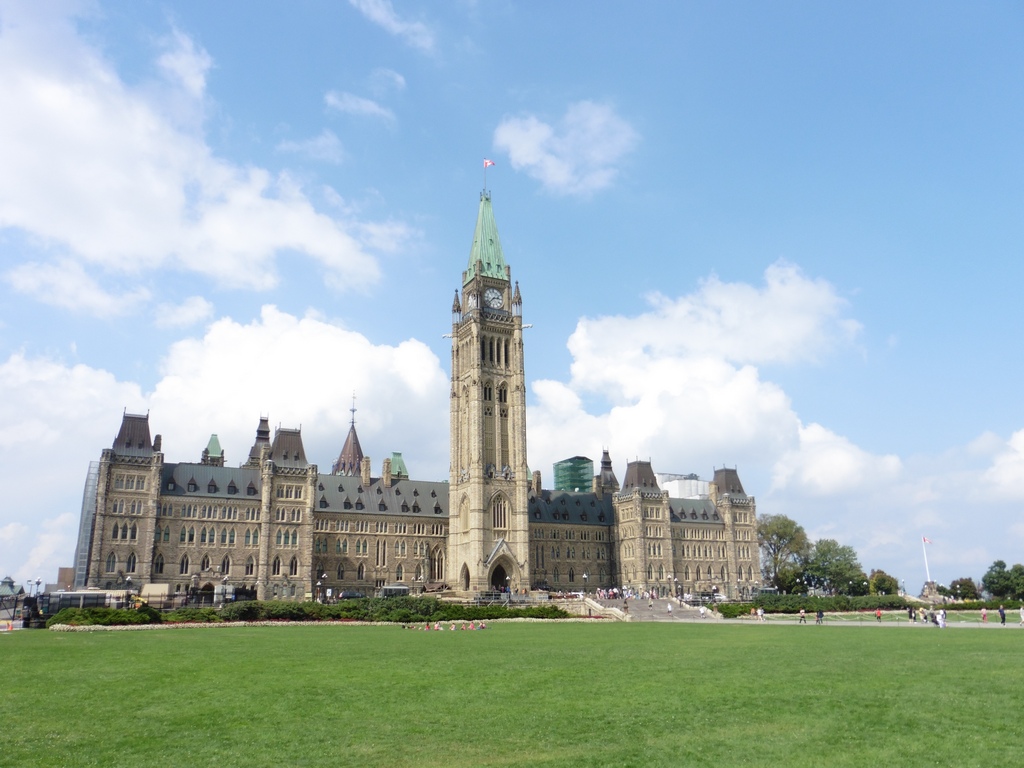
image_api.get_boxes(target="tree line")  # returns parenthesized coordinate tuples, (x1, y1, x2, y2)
(757, 514, 1023, 601)
(757, 514, 898, 597)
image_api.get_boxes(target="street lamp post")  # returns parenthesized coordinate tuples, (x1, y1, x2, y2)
(583, 572, 588, 597)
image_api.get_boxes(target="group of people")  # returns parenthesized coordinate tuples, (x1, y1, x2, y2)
(796, 608, 825, 624)
(404, 621, 488, 631)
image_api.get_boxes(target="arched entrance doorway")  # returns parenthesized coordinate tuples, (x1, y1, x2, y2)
(491, 564, 509, 593)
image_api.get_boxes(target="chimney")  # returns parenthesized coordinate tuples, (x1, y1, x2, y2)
(382, 458, 392, 488)
(361, 457, 372, 488)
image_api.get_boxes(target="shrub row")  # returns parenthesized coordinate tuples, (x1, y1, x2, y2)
(45, 597, 572, 627)
(750, 594, 911, 614)
(45, 606, 162, 628)
(218, 597, 570, 623)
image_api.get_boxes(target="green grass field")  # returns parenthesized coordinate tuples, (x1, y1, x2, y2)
(2, 621, 1022, 767)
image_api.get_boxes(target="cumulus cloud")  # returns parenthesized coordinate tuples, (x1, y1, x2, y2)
(0, 307, 449, 583)
(981, 428, 1024, 499)
(0, 5, 389, 312)
(771, 422, 902, 496)
(325, 91, 395, 122)
(0, 352, 147, 584)
(494, 101, 639, 197)
(348, 0, 435, 53)
(276, 129, 345, 164)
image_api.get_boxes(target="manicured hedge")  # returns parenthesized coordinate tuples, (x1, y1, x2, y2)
(751, 594, 911, 614)
(45, 606, 162, 628)
(218, 597, 570, 623)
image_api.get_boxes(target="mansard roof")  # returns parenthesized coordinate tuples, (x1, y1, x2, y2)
(621, 461, 660, 492)
(160, 463, 262, 499)
(314, 477, 448, 517)
(112, 412, 153, 457)
(668, 497, 720, 524)
(528, 490, 614, 526)
(269, 427, 307, 468)
(464, 191, 508, 286)
(713, 467, 748, 499)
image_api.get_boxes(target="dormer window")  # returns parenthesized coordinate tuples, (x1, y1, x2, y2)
(208, 481, 218, 493)
(247, 483, 258, 496)
(187, 479, 198, 493)
(227, 482, 238, 495)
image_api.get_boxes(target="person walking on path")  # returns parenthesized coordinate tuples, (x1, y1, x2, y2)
(815, 609, 824, 625)
(667, 602, 673, 618)
(999, 605, 1006, 625)
(982, 606, 988, 622)
(1019, 605, 1024, 626)
(799, 608, 806, 624)
(875, 608, 882, 623)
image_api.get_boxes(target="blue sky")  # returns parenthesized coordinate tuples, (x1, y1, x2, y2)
(1, 0, 1023, 592)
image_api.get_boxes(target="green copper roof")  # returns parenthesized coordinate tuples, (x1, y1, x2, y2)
(390, 452, 409, 479)
(465, 191, 507, 286)
(206, 434, 223, 456)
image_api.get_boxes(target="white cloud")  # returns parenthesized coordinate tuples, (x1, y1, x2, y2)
(981, 428, 1024, 500)
(0, 5, 388, 313)
(348, 0, 435, 53)
(0, 352, 147, 584)
(157, 27, 213, 99)
(526, 263, 864, 484)
(276, 129, 345, 164)
(5, 259, 152, 316)
(369, 67, 406, 95)
(325, 91, 395, 122)
(154, 296, 214, 329)
(771, 422, 902, 496)
(494, 101, 639, 197)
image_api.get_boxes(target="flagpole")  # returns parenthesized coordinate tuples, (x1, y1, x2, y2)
(922, 537, 931, 583)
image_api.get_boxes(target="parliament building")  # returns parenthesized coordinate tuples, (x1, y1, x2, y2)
(74, 193, 761, 602)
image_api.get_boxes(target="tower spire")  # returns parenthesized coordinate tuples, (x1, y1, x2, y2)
(464, 191, 507, 286)
(333, 393, 364, 475)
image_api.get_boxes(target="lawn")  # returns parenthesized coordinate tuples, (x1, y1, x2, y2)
(2, 621, 1022, 767)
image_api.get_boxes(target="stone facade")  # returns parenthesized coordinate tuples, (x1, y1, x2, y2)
(78, 192, 760, 601)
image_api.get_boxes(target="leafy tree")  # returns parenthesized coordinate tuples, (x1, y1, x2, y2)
(868, 569, 899, 596)
(1009, 564, 1024, 600)
(982, 560, 1013, 598)
(757, 514, 811, 590)
(803, 538, 866, 595)
(948, 577, 980, 601)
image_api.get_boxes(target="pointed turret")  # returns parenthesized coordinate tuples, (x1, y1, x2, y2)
(332, 396, 364, 475)
(464, 191, 507, 286)
(244, 416, 271, 467)
(596, 449, 619, 495)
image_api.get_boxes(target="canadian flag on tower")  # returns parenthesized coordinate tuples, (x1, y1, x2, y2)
(483, 158, 495, 168)
(922, 537, 932, 544)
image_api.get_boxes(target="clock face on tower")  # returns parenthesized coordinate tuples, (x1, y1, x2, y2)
(484, 287, 503, 309)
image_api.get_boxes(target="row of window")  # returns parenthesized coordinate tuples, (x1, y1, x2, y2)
(113, 474, 146, 491)
(106, 551, 451, 583)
